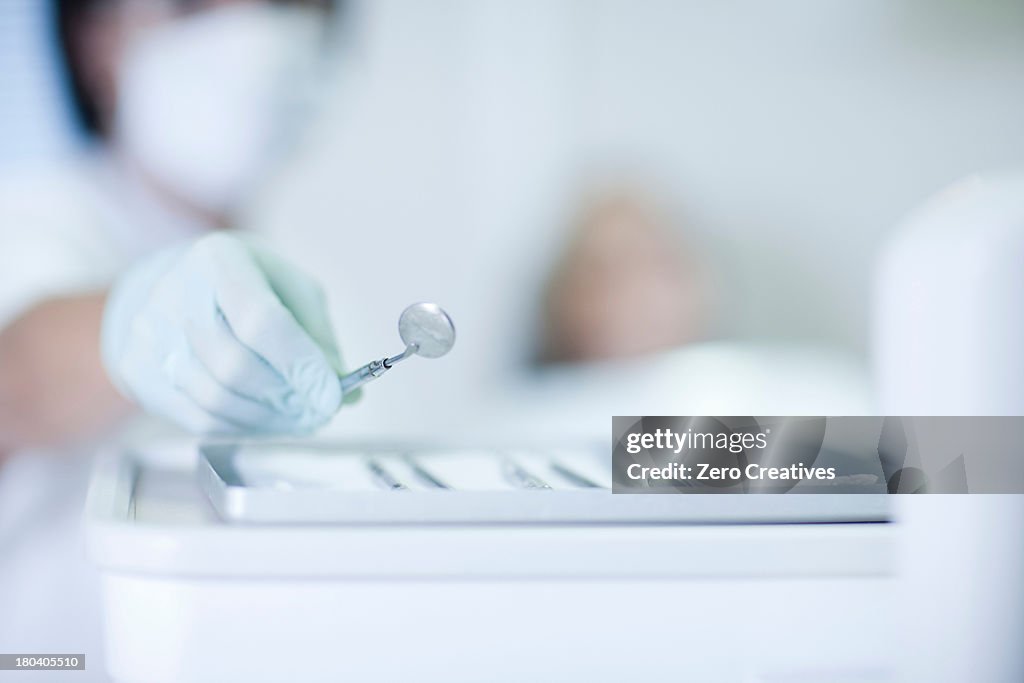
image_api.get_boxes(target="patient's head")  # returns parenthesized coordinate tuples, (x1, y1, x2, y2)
(541, 190, 707, 363)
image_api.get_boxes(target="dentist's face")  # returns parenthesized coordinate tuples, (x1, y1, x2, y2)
(69, 0, 331, 214)
(71, 0, 329, 126)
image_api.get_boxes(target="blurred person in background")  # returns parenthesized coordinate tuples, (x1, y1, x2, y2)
(540, 189, 706, 364)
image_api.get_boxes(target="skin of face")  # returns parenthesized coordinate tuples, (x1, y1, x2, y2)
(542, 192, 707, 363)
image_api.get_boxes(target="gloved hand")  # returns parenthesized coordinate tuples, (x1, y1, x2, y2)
(102, 233, 351, 434)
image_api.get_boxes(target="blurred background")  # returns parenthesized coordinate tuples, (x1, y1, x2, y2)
(1, 3, 1022, 681)
(2, 0, 1023, 438)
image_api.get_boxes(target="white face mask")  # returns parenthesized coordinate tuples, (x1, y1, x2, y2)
(115, 3, 326, 214)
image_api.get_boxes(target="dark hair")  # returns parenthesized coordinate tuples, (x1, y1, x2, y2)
(54, 0, 107, 137)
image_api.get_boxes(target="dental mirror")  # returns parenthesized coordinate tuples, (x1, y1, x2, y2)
(338, 302, 456, 394)
(398, 302, 456, 358)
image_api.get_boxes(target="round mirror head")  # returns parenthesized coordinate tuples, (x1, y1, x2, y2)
(398, 303, 456, 359)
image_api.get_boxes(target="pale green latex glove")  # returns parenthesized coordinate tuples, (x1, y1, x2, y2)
(102, 232, 355, 434)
